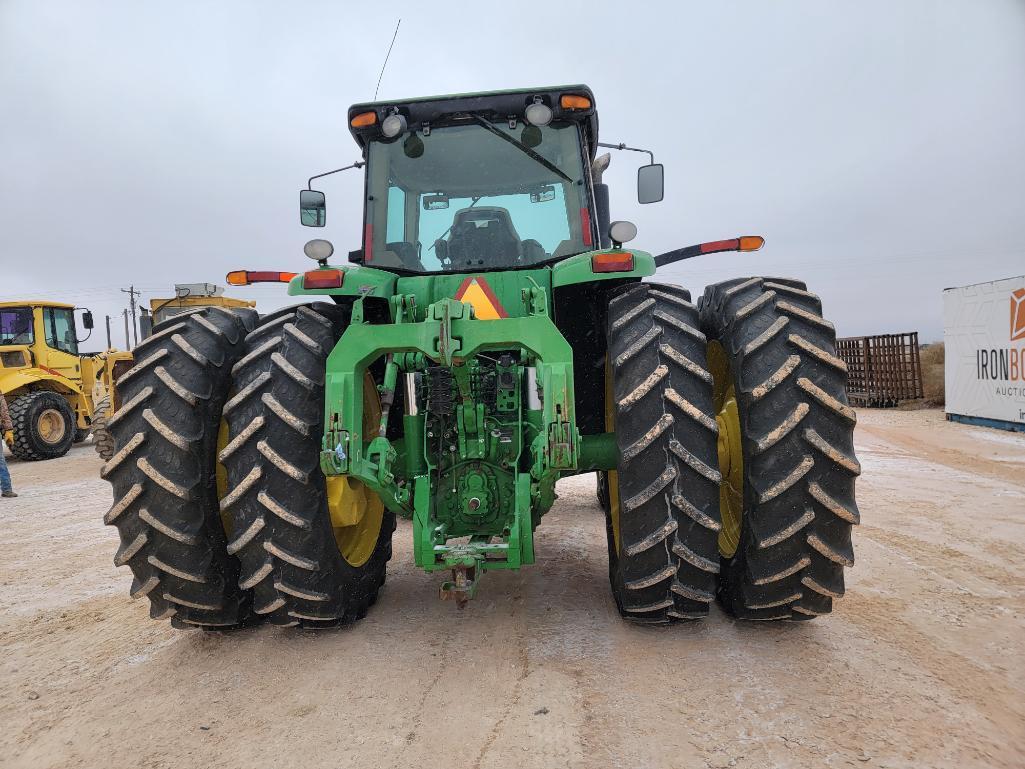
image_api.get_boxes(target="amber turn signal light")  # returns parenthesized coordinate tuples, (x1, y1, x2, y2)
(350, 111, 377, 128)
(739, 235, 765, 252)
(592, 252, 634, 273)
(560, 94, 591, 110)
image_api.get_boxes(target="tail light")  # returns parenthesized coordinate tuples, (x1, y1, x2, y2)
(303, 269, 344, 289)
(592, 252, 635, 273)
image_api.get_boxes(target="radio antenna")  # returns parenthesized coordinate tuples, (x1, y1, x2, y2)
(373, 18, 402, 101)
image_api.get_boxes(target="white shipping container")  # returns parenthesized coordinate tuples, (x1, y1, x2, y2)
(943, 275, 1025, 429)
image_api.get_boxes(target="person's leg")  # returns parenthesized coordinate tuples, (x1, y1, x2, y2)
(0, 450, 14, 496)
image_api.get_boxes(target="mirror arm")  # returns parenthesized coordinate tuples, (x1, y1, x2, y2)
(597, 141, 655, 166)
(307, 160, 366, 190)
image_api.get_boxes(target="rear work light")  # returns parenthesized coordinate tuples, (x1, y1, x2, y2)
(592, 252, 634, 273)
(303, 269, 344, 289)
(226, 270, 298, 286)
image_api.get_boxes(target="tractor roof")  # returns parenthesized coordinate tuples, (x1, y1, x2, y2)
(347, 84, 598, 157)
(0, 300, 75, 310)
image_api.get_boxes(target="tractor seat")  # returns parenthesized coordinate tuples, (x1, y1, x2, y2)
(445, 207, 522, 267)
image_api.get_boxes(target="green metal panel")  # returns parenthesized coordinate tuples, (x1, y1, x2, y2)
(319, 283, 577, 585)
(551, 248, 655, 288)
(287, 264, 397, 299)
(395, 269, 552, 320)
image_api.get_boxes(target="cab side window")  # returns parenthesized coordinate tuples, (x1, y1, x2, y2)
(43, 308, 78, 355)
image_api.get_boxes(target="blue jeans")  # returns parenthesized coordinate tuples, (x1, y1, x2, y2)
(0, 449, 11, 492)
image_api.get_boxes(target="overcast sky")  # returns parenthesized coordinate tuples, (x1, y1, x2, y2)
(1, 0, 1023, 344)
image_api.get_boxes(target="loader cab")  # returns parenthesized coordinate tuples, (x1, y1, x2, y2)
(312, 87, 606, 274)
(0, 302, 86, 376)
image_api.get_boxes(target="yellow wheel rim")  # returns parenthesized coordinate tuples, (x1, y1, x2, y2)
(709, 341, 744, 559)
(604, 354, 621, 555)
(38, 408, 67, 445)
(326, 372, 385, 567)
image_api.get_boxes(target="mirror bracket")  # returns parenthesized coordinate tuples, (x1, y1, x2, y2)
(306, 160, 365, 191)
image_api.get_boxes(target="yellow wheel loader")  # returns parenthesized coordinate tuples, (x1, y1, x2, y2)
(0, 301, 132, 461)
(141, 283, 256, 338)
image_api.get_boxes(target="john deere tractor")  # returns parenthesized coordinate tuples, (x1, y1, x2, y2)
(101, 85, 858, 628)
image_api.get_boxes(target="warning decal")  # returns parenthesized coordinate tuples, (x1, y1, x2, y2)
(453, 276, 509, 320)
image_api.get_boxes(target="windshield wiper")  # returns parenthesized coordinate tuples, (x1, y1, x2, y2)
(471, 114, 572, 183)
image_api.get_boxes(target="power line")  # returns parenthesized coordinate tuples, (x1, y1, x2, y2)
(121, 285, 141, 347)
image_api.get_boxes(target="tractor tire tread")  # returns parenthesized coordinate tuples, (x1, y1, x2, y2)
(220, 303, 394, 629)
(698, 276, 858, 620)
(605, 282, 720, 623)
(101, 306, 258, 628)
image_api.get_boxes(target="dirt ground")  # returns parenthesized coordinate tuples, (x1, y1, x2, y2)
(1, 408, 1023, 769)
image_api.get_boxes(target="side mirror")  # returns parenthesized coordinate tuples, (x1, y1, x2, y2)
(300, 189, 326, 227)
(82, 310, 94, 330)
(637, 163, 664, 204)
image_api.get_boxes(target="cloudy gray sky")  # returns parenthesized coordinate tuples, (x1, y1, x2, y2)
(2, 0, 1023, 344)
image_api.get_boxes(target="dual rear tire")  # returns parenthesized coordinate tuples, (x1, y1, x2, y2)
(102, 304, 393, 629)
(604, 278, 858, 621)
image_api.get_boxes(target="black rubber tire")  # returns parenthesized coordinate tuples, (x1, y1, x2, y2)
(91, 394, 115, 461)
(74, 427, 90, 444)
(8, 391, 76, 461)
(101, 306, 259, 628)
(698, 277, 860, 620)
(220, 303, 394, 629)
(604, 283, 721, 623)
(596, 470, 610, 513)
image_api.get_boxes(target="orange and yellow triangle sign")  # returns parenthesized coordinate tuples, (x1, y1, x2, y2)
(454, 276, 508, 320)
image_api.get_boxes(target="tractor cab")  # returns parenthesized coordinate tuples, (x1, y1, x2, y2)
(300, 85, 664, 273)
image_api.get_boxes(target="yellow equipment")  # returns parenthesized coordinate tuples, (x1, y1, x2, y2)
(0, 301, 133, 460)
(142, 283, 255, 337)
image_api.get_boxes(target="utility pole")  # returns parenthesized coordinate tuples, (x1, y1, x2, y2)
(105, 314, 112, 350)
(121, 285, 141, 347)
(123, 309, 130, 349)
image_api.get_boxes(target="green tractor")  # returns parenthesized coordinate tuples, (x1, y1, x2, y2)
(101, 85, 858, 628)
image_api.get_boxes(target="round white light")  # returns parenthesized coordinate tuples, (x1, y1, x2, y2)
(609, 220, 638, 245)
(525, 101, 553, 127)
(381, 113, 407, 138)
(304, 238, 335, 261)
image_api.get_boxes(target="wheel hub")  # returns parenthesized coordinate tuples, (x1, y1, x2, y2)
(37, 407, 67, 445)
(327, 372, 385, 568)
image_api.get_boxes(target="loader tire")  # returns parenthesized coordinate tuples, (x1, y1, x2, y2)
(9, 391, 76, 461)
(101, 306, 259, 628)
(698, 277, 860, 620)
(91, 394, 115, 461)
(221, 303, 394, 628)
(604, 283, 721, 623)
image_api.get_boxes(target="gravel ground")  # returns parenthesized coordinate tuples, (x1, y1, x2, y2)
(1, 408, 1023, 769)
